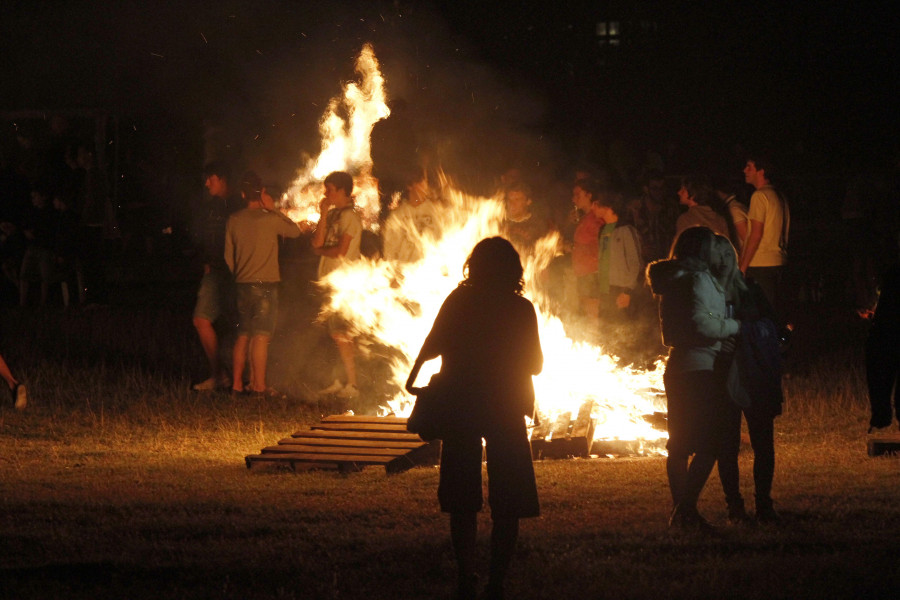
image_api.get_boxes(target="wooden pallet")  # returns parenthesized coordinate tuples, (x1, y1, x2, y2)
(531, 401, 596, 459)
(867, 437, 900, 457)
(245, 414, 440, 473)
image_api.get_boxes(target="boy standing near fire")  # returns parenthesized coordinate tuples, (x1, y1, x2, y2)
(311, 171, 363, 399)
(224, 172, 301, 397)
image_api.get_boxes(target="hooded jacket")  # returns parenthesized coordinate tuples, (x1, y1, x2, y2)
(647, 258, 740, 372)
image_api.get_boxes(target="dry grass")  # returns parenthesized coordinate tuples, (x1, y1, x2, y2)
(1, 302, 899, 599)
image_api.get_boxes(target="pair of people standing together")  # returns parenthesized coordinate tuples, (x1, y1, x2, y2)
(648, 226, 783, 530)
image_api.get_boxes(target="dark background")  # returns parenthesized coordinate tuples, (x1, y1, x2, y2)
(2, 0, 897, 183)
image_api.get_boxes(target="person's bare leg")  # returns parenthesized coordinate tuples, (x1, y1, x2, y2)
(249, 334, 270, 392)
(231, 335, 249, 392)
(0, 353, 19, 390)
(193, 316, 219, 380)
(333, 333, 357, 387)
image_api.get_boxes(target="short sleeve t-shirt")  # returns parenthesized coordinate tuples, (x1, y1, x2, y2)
(747, 186, 788, 267)
(318, 206, 363, 279)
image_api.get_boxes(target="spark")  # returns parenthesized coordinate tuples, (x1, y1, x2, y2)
(200, 32, 208, 44)
(150, 52, 164, 58)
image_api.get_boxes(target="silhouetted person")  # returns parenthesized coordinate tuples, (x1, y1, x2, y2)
(370, 99, 419, 222)
(18, 184, 55, 307)
(866, 260, 900, 436)
(647, 226, 740, 532)
(75, 143, 116, 305)
(192, 161, 243, 391)
(627, 169, 677, 264)
(51, 193, 82, 307)
(406, 237, 543, 600)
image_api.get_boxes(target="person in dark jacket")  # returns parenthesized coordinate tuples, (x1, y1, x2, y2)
(710, 233, 783, 524)
(406, 237, 543, 600)
(646, 226, 740, 531)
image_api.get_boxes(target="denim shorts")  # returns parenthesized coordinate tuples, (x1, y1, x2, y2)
(193, 268, 232, 322)
(235, 282, 279, 337)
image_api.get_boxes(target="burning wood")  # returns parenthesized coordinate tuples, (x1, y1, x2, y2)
(271, 44, 670, 455)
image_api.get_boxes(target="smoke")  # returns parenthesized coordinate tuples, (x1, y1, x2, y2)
(2, 1, 566, 192)
(233, 2, 563, 194)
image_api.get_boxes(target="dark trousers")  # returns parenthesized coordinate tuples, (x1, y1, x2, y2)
(866, 328, 900, 428)
(746, 265, 784, 323)
(718, 402, 776, 510)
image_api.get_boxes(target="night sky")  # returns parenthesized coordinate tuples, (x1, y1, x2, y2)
(2, 1, 897, 183)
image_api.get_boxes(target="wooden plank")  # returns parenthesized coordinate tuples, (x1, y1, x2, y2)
(250, 451, 396, 464)
(276, 437, 425, 449)
(244, 455, 340, 471)
(570, 401, 596, 440)
(246, 413, 440, 472)
(320, 415, 409, 425)
(291, 429, 423, 441)
(549, 411, 573, 439)
(531, 417, 551, 442)
(532, 437, 589, 459)
(261, 445, 410, 457)
(311, 422, 411, 433)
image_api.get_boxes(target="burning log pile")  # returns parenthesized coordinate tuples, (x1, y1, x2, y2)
(265, 44, 670, 460)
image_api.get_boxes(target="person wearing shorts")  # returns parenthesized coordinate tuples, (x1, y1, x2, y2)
(192, 161, 242, 391)
(310, 171, 363, 400)
(224, 172, 300, 396)
(406, 237, 543, 599)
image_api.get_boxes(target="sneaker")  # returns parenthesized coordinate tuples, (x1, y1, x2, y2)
(192, 377, 217, 391)
(13, 383, 26, 410)
(336, 383, 359, 399)
(317, 379, 345, 395)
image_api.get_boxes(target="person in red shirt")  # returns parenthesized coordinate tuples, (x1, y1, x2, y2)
(570, 177, 605, 323)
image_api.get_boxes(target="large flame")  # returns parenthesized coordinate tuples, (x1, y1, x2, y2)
(281, 44, 668, 451)
(283, 43, 388, 227)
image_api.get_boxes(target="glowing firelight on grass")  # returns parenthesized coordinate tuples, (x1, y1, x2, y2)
(280, 44, 668, 452)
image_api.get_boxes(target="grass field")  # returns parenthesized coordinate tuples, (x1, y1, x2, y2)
(1, 291, 899, 599)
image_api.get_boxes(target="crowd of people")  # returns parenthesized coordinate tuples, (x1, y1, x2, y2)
(7, 121, 900, 600)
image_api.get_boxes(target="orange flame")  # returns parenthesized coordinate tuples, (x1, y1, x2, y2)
(285, 45, 668, 452)
(283, 43, 388, 228)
